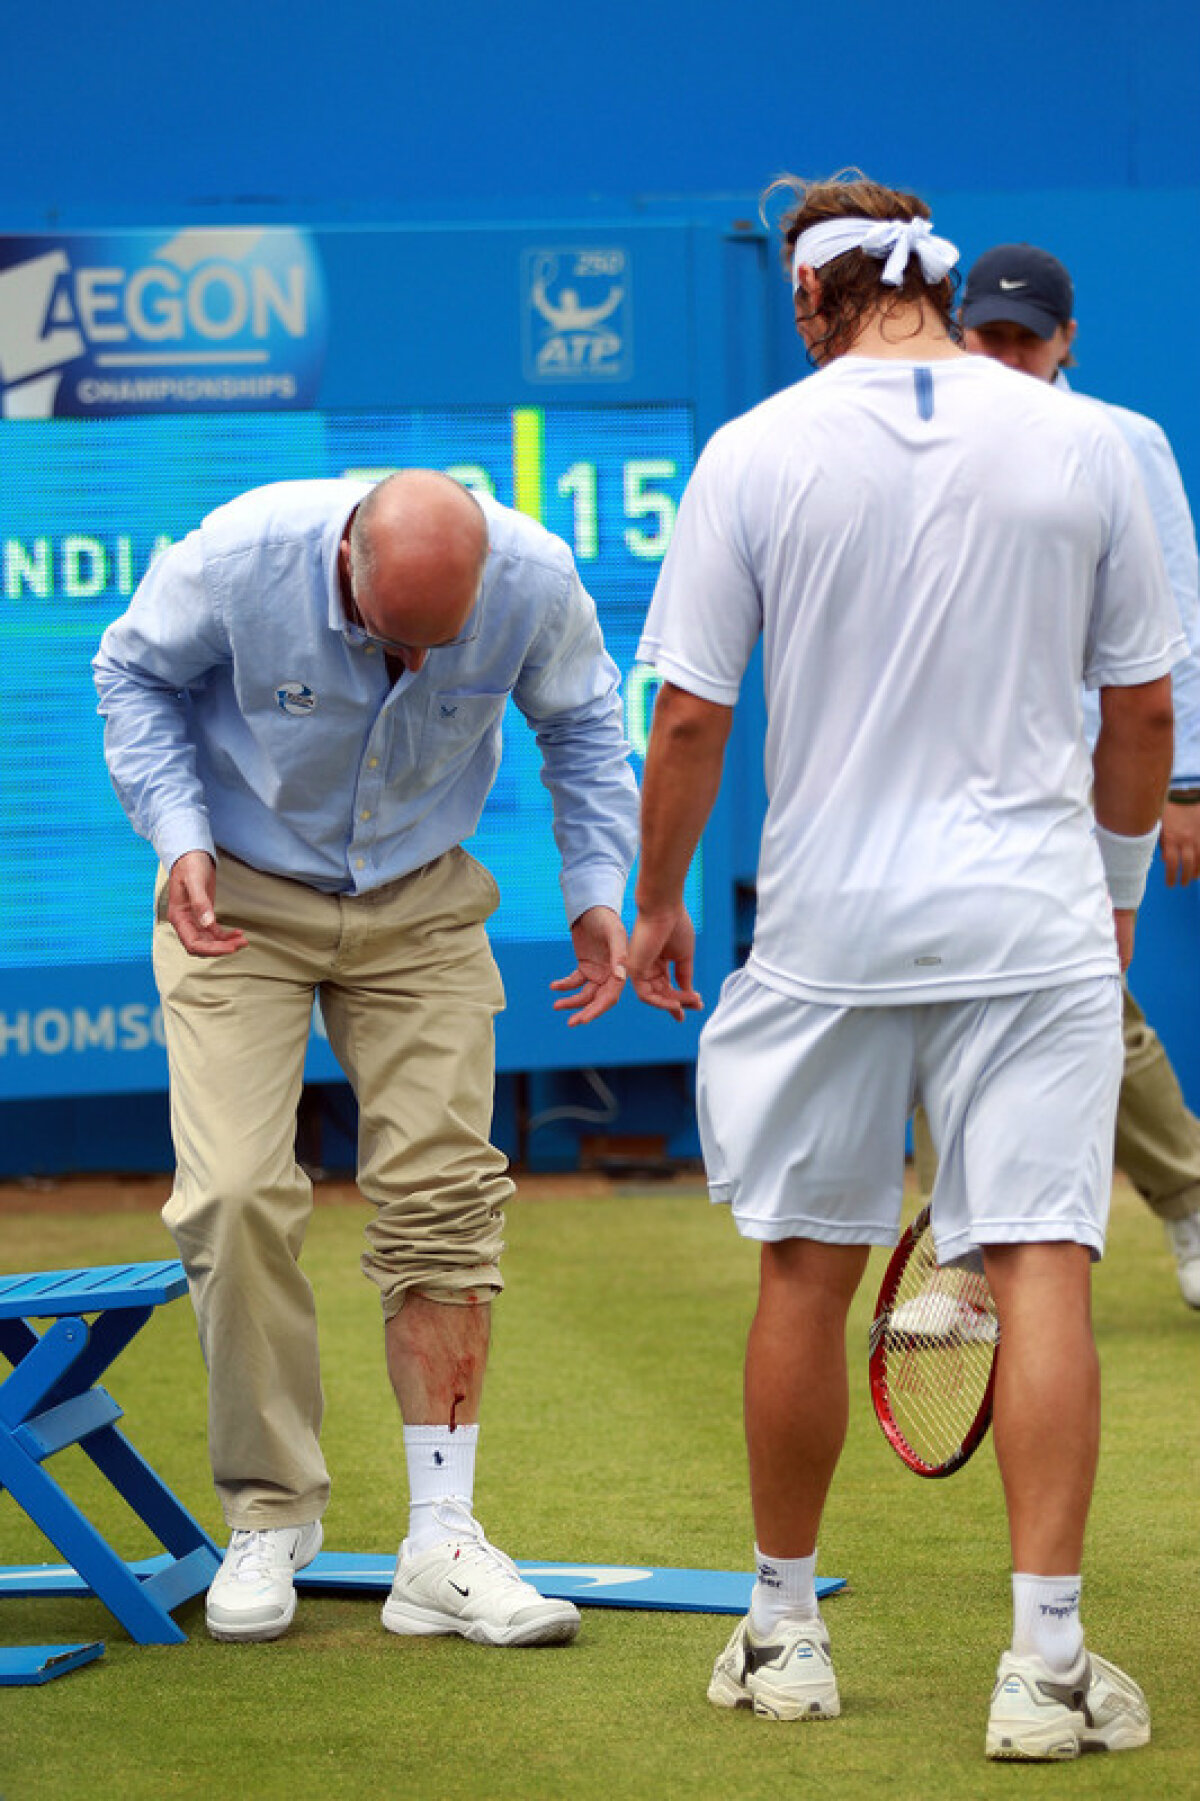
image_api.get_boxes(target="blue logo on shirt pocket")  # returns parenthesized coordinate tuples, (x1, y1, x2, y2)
(419, 689, 508, 774)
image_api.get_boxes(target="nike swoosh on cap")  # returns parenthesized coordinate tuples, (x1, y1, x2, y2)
(998, 278, 1028, 290)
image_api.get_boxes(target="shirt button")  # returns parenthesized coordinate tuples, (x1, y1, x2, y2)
(355, 857, 365, 870)
(360, 810, 371, 821)
(368, 757, 379, 769)
(365, 645, 377, 656)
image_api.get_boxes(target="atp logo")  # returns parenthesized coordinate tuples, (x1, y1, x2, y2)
(521, 247, 632, 382)
(0, 227, 327, 417)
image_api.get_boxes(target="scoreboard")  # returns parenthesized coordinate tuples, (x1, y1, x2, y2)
(0, 219, 763, 1097)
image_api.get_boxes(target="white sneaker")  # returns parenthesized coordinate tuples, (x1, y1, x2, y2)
(890, 1291, 998, 1344)
(708, 1614, 840, 1720)
(986, 1648, 1150, 1760)
(1164, 1211, 1200, 1309)
(381, 1507, 580, 1647)
(205, 1521, 323, 1642)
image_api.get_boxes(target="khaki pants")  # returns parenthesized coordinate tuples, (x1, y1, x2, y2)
(154, 848, 513, 1528)
(913, 981, 1200, 1222)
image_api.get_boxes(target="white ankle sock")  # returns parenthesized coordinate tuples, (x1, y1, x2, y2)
(748, 1545, 820, 1632)
(1012, 1572, 1084, 1671)
(403, 1424, 478, 1552)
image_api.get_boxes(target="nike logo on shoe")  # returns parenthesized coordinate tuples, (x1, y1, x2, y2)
(449, 1581, 470, 1598)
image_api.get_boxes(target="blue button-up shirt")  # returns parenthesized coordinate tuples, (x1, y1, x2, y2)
(1061, 380, 1200, 783)
(93, 479, 638, 923)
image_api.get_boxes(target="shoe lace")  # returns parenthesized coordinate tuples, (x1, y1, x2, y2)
(226, 1530, 275, 1582)
(429, 1504, 525, 1586)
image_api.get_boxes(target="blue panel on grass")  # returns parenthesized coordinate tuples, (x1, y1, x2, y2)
(0, 1552, 846, 1616)
(296, 1553, 848, 1614)
(0, 1642, 105, 1685)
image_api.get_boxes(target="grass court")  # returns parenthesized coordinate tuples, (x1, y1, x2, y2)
(1, 1168, 1195, 1799)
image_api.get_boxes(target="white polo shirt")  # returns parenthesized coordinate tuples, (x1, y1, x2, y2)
(637, 354, 1185, 1004)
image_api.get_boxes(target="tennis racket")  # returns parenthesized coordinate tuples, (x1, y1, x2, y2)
(869, 1203, 999, 1478)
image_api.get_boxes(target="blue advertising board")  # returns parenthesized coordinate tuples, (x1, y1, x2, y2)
(0, 221, 752, 1099)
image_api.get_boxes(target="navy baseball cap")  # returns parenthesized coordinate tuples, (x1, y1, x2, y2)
(960, 244, 1074, 339)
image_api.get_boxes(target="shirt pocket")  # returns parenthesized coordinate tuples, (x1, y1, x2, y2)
(417, 689, 509, 783)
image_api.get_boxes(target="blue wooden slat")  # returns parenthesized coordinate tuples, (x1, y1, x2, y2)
(0, 1317, 88, 1427)
(0, 1262, 188, 1318)
(141, 1544, 222, 1613)
(0, 1643, 105, 1685)
(13, 1388, 123, 1461)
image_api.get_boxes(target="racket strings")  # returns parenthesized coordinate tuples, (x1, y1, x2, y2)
(881, 1240, 998, 1469)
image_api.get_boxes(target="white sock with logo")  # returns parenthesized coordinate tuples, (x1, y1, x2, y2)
(1012, 1572, 1084, 1671)
(748, 1545, 820, 1632)
(403, 1424, 478, 1553)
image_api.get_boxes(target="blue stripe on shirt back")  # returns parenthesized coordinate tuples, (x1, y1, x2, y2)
(913, 366, 934, 421)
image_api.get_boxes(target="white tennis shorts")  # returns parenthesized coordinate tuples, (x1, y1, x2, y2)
(696, 969, 1124, 1263)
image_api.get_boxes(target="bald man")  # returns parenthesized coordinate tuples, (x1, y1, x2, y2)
(94, 471, 638, 1648)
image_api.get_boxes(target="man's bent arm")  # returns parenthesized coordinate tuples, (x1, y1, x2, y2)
(629, 682, 733, 1016)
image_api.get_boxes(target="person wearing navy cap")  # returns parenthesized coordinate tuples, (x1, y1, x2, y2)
(955, 243, 1200, 1313)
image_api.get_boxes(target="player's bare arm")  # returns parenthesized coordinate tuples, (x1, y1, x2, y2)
(629, 684, 732, 1019)
(1093, 675, 1175, 967)
(551, 904, 629, 1025)
(167, 850, 249, 958)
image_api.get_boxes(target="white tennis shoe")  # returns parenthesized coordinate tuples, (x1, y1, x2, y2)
(890, 1291, 998, 1344)
(1164, 1210, 1200, 1309)
(205, 1520, 323, 1642)
(708, 1614, 840, 1720)
(382, 1507, 580, 1647)
(985, 1647, 1150, 1760)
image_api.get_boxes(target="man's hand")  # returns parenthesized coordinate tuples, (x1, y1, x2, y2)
(167, 851, 248, 957)
(627, 907, 702, 1023)
(550, 905, 628, 1025)
(1160, 799, 1200, 886)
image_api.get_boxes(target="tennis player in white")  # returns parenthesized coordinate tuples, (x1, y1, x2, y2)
(628, 172, 1182, 1760)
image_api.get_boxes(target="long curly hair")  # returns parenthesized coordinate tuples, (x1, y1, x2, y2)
(762, 169, 962, 367)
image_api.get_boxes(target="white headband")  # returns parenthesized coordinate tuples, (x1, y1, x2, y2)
(791, 216, 959, 291)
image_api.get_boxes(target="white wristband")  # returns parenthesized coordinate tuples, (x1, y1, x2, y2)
(1094, 822, 1160, 910)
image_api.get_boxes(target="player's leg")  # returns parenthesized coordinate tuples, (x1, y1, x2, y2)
(934, 981, 1117, 1582)
(1116, 981, 1200, 1307)
(154, 855, 337, 1639)
(981, 1240, 1098, 1576)
(922, 979, 1148, 1758)
(708, 1238, 869, 1722)
(982, 1240, 1145, 1758)
(745, 1236, 871, 1561)
(320, 847, 575, 1647)
(698, 975, 912, 1719)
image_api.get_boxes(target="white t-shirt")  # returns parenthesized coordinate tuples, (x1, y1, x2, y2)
(637, 354, 1185, 1004)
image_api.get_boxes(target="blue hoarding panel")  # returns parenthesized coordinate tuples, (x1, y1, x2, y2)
(0, 220, 739, 1103)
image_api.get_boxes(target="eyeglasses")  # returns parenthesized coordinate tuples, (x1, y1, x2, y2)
(345, 574, 483, 656)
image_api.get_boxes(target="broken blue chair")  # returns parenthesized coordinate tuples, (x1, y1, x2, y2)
(0, 1261, 220, 1676)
